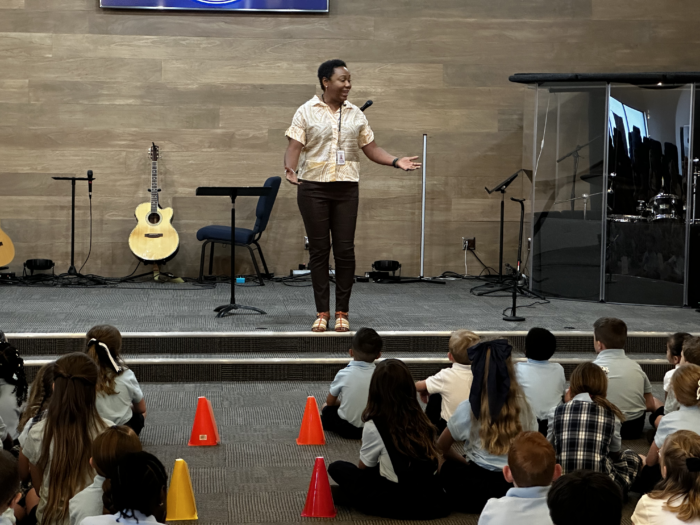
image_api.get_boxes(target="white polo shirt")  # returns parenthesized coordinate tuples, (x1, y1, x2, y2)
(516, 359, 566, 420)
(424, 362, 473, 422)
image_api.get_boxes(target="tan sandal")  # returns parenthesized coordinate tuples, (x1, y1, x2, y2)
(335, 311, 350, 332)
(312, 312, 330, 332)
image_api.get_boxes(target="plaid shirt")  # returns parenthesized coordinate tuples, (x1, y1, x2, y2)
(552, 397, 641, 490)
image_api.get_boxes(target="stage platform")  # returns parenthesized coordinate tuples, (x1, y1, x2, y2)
(2, 280, 698, 382)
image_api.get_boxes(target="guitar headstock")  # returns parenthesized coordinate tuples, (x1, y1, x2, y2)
(149, 142, 160, 161)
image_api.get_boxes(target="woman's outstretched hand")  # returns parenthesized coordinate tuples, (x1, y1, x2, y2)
(285, 167, 301, 185)
(396, 156, 421, 171)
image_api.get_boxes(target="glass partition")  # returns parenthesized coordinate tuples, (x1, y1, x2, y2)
(604, 84, 692, 306)
(530, 83, 607, 300)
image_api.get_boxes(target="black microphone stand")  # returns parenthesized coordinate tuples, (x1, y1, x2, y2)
(504, 198, 527, 322)
(52, 174, 93, 276)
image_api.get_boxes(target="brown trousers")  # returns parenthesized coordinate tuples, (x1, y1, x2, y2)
(297, 181, 359, 313)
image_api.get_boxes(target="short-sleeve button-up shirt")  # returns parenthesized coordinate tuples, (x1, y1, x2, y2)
(285, 95, 374, 182)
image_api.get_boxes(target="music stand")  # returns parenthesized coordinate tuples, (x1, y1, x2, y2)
(196, 186, 272, 317)
(52, 175, 92, 276)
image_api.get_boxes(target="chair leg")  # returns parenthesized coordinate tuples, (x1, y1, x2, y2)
(253, 241, 271, 277)
(198, 241, 208, 283)
(209, 242, 216, 275)
(240, 243, 264, 286)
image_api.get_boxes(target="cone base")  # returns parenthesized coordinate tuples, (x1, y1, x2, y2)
(188, 441, 219, 447)
(166, 514, 199, 522)
(296, 438, 325, 446)
(301, 509, 337, 518)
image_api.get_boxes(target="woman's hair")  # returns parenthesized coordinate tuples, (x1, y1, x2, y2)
(473, 347, 531, 456)
(671, 364, 700, 408)
(649, 429, 700, 522)
(362, 359, 440, 461)
(669, 332, 692, 358)
(38, 353, 108, 525)
(85, 325, 126, 395)
(112, 452, 167, 520)
(17, 361, 56, 433)
(317, 59, 347, 91)
(0, 343, 28, 408)
(569, 362, 625, 421)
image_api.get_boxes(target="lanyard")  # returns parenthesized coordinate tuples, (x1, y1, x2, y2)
(336, 104, 343, 149)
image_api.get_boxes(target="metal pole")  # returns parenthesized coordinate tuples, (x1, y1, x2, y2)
(683, 84, 695, 306)
(420, 134, 427, 278)
(599, 83, 611, 302)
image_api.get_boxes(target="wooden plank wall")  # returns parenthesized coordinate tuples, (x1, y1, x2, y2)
(0, 0, 696, 279)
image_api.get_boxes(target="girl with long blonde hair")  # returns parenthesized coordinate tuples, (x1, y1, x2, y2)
(437, 339, 537, 514)
(633, 429, 700, 524)
(22, 353, 111, 525)
(550, 362, 642, 493)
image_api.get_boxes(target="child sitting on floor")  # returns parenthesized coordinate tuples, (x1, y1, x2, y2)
(664, 337, 700, 418)
(0, 451, 20, 525)
(547, 470, 623, 525)
(328, 359, 448, 520)
(0, 343, 28, 446)
(438, 338, 538, 514)
(515, 328, 565, 436)
(69, 426, 142, 525)
(478, 431, 561, 525)
(415, 330, 478, 433)
(80, 452, 168, 525)
(650, 332, 691, 429)
(85, 325, 146, 435)
(321, 327, 382, 440)
(633, 429, 700, 524)
(592, 317, 659, 439)
(549, 362, 642, 494)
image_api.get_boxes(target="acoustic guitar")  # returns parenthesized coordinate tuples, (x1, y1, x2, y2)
(0, 221, 15, 268)
(128, 143, 180, 262)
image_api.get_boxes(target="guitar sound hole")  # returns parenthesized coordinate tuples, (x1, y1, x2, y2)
(148, 213, 160, 224)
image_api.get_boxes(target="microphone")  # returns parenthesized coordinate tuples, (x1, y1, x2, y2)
(359, 100, 373, 112)
(87, 170, 93, 199)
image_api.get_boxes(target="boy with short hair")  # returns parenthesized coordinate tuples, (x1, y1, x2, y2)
(547, 470, 623, 525)
(321, 327, 382, 440)
(478, 431, 561, 525)
(592, 317, 658, 439)
(415, 330, 478, 433)
(0, 450, 20, 525)
(516, 328, 565, 436)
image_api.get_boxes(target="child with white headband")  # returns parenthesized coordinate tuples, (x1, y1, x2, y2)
(85, 325, 146, 435)
(639, 364, 700, 494)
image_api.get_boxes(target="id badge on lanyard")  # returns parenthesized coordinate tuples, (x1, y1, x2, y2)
(336, 105, 345, 165)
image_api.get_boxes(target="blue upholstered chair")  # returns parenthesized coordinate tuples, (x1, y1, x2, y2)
(196, 176, 281, 285)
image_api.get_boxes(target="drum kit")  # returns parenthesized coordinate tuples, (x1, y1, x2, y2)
(608, 193, 685, 223)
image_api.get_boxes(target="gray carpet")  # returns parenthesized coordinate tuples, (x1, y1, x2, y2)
(1, 280, 699, 333)
(143, 381, 659, 525)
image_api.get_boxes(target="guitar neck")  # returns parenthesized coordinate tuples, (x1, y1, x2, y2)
(150, 160, 158, 212)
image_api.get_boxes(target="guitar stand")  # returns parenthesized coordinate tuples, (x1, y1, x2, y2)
(196, 186, 272, 318)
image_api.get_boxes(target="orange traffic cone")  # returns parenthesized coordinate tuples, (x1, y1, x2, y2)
(188, 396, 220, 446)
(301, 457, 336, 518)
(297, 396, 325, 445)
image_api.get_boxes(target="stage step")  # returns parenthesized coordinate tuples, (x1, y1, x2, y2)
(7, 331, 673, 356)
(20, 351, 673, 383)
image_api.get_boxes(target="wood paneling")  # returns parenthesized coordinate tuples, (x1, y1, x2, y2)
(0, 0, 695, 283)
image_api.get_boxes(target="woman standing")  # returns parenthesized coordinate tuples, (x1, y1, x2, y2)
(284, 59, 421, 332)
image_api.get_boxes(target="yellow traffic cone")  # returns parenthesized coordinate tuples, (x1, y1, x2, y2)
(166, 459, 198, 521)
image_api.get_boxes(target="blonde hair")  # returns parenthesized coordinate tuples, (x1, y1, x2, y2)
(569, 362, 625, 421)
(472, 347, 531, 456)
(649, 430, 700, 522)
(671, 364, 700, 408)
(449, 330, 479, 365)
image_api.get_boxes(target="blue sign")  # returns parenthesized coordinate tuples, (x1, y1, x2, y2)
(100, 0, 328, 12)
